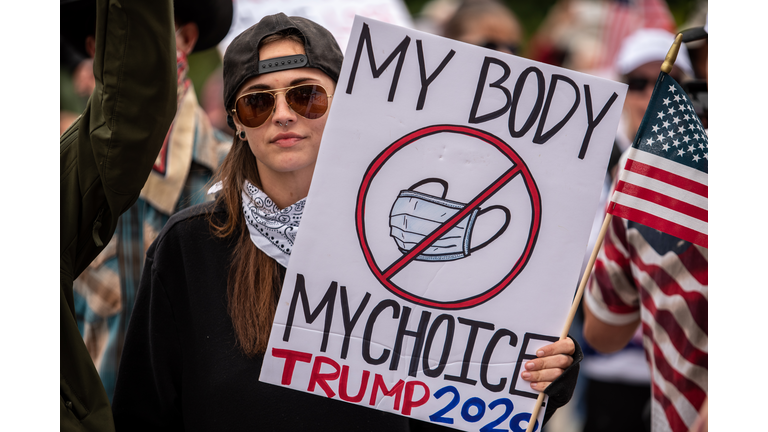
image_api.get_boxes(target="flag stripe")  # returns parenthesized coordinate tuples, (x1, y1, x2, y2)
(651, 341, 707, 411)
(631, 245, 709, 336)
(628, 145, 708, 185)
(619, 171, 708, 210)
(615, 181, 707, 222)
(610, 193, 707, 234)
(645, 347, 690, 432)
(610, 203, 708, 248)
(677, 244, 708, 286)
(593, 259, 638, 315)
(624, 159, 708, 197)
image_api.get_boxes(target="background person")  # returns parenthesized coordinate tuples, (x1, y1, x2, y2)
(111, 12, 581, 430)
(582, 28, 707, 432)
(441, 0, 524, 55)
(60, 0, 177, 429)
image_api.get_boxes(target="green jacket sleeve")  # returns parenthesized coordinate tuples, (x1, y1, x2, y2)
(60, 0, 176, 429)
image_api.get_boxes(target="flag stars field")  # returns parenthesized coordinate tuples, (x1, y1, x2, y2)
(609, 72, 707, 249)
(638, 78, 708, 169)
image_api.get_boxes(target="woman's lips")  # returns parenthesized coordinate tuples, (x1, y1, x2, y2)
(271, 132, 303, 147)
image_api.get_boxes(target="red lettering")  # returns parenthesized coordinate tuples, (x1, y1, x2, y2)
(369, 374, 404, 411)
(402, 381, 430, 415)
(271, 348, 313, 385)
(339, 365, 370, 403)
(308, 356, 341, 398)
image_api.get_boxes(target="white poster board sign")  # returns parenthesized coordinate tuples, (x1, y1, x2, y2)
(260, 16, 627, 431)
(218, 0, 413, 54)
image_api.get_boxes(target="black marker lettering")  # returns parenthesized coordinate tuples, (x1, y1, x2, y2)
(362, 299, 400, 365)
(346, 22, 410, 101)
(509, 67, 545, 138)
(389, 307, 432, 376)
(339, 287, 371, 359)
(480, 329, 518, 392)
(422, 314, 455, 378)
(444, 317, 495, 386)
(533, 74, 581, 144)
(416, 40, 455, 110)
(283, 274, 337, 352)
(469, 57, 512, 124)
(581, 85, 619, 159)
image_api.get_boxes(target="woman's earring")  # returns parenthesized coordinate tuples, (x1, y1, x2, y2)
(239, 130, 246, 140)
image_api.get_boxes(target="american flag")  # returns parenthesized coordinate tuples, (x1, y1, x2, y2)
(609, 72, 708, 248)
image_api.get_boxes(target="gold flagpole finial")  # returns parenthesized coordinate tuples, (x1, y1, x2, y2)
(661, 33, 683, 74)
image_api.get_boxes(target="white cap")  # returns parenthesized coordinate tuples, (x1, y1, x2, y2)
(615, 28, 694, 77)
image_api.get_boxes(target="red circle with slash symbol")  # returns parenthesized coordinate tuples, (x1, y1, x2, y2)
(355, 125, 542, 310)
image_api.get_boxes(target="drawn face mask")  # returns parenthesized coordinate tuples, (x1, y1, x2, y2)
(389, 178, 510, 262)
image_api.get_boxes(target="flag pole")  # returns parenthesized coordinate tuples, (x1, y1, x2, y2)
(525, 32, 684, 432)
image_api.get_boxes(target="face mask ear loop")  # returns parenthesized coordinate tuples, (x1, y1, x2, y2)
(469, 205, 512, 253)
(408, 178, 449, 199)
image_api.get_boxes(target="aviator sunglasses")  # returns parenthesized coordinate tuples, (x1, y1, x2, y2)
(232, 84, 333, 128)
(625, 76, 655, 92)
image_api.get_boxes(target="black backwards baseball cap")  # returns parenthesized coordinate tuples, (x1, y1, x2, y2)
(222, 13, 344, 129)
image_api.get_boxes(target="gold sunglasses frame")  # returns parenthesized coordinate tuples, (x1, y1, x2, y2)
(231, 83, 334, 128)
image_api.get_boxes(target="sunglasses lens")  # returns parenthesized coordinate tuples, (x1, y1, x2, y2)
(236, 92, 275, 128)
(286, 85, 329, 120)
(627, 77, 650, 92)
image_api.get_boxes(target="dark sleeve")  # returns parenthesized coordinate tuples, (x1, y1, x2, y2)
(60, 0, 177, 285)
(111, 247, 185, 431)
(59, 0, 177, 429)
(542, 335, 583, 424)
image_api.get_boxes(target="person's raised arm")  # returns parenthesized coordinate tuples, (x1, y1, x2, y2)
(60, 0, 177, 280)
(60, 0, 176, 429)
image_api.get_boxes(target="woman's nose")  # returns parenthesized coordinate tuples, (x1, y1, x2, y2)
(272, 93, 298, 126)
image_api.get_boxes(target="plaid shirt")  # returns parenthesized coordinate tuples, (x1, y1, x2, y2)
(73, 87, 231, 401)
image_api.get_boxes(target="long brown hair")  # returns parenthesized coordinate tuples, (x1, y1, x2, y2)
(208, 31, 305, 357)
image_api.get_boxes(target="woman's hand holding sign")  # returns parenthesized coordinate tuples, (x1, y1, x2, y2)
(519, 338, 576, 391)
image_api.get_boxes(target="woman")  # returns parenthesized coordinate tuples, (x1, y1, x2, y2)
(111, 13, 579, 430)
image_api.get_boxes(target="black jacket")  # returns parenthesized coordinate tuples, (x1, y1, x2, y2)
(111, 202, 411, 430)
(112, 202, 581, 430)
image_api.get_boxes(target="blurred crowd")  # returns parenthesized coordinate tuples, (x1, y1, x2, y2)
(60, 1, 708, 431)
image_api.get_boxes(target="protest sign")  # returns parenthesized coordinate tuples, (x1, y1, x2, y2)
(260, 16, 627, 431)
